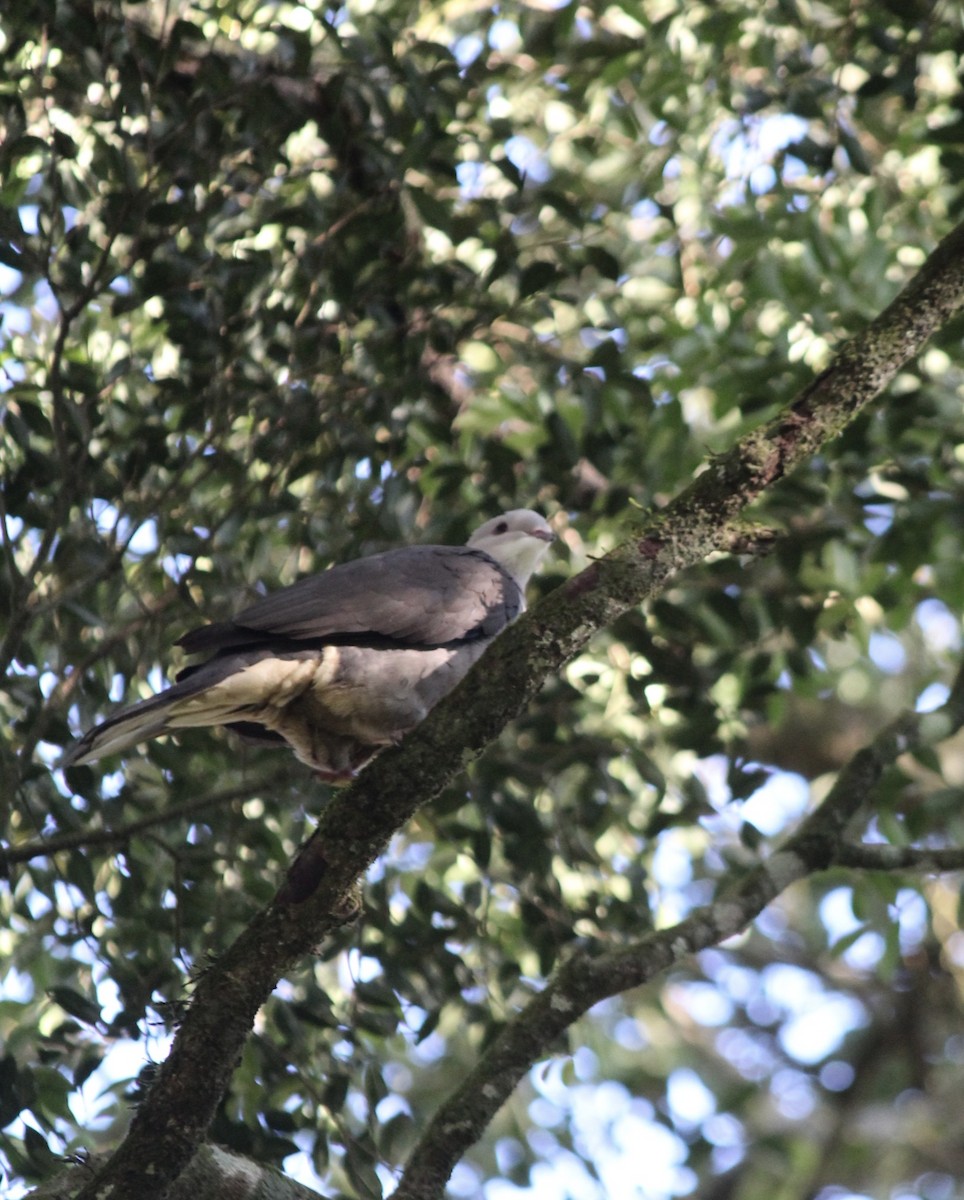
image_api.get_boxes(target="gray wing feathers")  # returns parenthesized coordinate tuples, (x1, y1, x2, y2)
(178, 546, 519, 654)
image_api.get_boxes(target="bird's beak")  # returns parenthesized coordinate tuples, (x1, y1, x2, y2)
(530, 528, 555, 543)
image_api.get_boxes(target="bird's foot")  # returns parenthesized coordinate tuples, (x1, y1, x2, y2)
(314, 766, 358, 784)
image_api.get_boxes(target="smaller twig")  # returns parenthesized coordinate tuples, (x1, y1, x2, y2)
(391, 659, 964, 1200)
(833, 842, 964, 872)
(1, 785, 257, 870)
(0, 484, 25, 589)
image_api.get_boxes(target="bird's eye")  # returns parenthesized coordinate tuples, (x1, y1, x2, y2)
(495, 521, 508, 534)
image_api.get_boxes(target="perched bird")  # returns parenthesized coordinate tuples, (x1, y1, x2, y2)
(63, 510, 555, 780)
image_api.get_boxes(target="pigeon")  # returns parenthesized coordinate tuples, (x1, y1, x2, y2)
(63, 510, 555, 780)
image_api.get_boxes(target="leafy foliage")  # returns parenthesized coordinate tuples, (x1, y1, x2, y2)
(3, 1, 964, 1197)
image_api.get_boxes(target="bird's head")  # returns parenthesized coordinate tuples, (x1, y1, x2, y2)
(467, 509, 555, 587)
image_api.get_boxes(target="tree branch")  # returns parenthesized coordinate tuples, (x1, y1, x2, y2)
(833, 842, 964, 872)
(28, 1144, 325, 1200)
(1, 785, 258, 870)
(75, 218, 964, 1200)
(391, 662, 964, 1199)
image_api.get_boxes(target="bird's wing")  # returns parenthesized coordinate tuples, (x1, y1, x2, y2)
(177, 545, 521, 655)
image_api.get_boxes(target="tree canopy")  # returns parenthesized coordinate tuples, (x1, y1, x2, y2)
(3, 2, 964, 1198)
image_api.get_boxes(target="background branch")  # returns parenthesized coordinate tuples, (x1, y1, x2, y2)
(833, 843, 964, 871)
(1, 785, 258, 870)
(392, 660, 964, 1199)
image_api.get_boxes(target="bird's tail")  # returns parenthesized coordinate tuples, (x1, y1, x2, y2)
(60, 694, 176, 768)
(60, 650, 320, 769)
